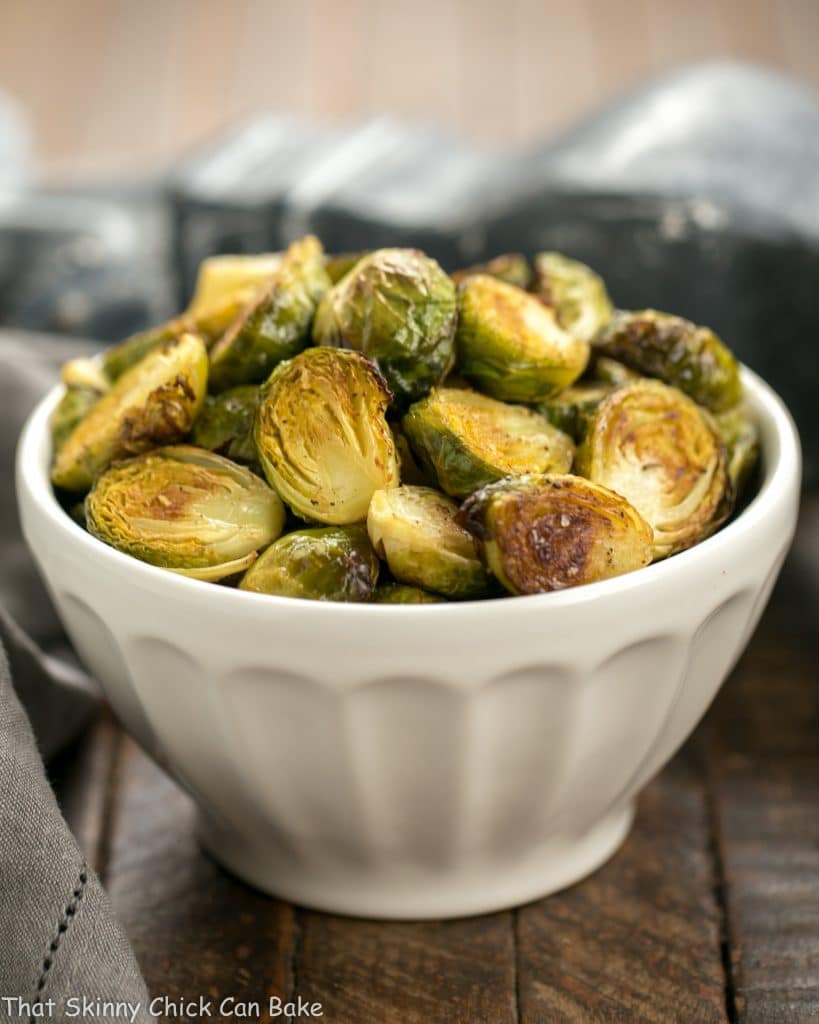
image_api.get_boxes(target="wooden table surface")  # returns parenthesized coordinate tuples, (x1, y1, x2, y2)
(50, 496, 819, 1024)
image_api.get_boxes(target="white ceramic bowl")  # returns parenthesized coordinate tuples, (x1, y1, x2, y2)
(17, 367, 800, 919)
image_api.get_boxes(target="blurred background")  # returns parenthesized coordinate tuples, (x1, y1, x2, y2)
(3, 0, 818, 180)
(1, 0, 818, 478)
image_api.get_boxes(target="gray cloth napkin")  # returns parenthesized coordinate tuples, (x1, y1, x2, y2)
(0, 331, 150, 1021)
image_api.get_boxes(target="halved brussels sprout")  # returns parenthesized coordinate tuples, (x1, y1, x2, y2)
(588, 354, 641, 387)
(372, 583, 443, 604)
(239, 524, 379, 601)
(190, 385, 258, 464)
(102, 316, 194, 382)
(458, 474, 653, 594)
(538, 383, 613, 442)
(593, 309, 741, 412)
(209, 235, 330, 391)
(312, 247, 457, 405)
(532, 252, 614, 343)
(402, 387, 574, 498)
(254, 347, 399, 524)
(576, 380, 729, 558)
(85, 445, 284, 580)
(186, 252, 283, 339)
(717, 406, 760, 497)
(52, 332, 208, 492)
(367, 486, 493, 599)
(451, 253, 531, 289)
(455, 274, 589, 402)
(50, 387, 102, 454)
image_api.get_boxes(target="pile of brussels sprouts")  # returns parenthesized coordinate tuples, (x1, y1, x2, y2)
(49, 236, 758, 603)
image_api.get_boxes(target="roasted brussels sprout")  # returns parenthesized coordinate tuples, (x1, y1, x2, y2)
(593, 309, 742, 412)
(209, 235, 330, 391)
(588, 355, 641, 387)
(312, 247, 457, 405)
(717, 406, 760, 497)
(451, 253, 531, 289)
(186, 252, 283, 339)
(190, 385, 258, 463)
(254, 347, 399, 524)
(239, 524, 379, 601)
(403, 387, 574, 498)
(455, 274, 589, 402)
(367, 486, 493, 599)
(85, 445, 284, 580)
(538, 383, 613, 442)
(371, 583, 443, 604)
(459, 474, 653, 594)
(532, 252, 614, 343)
(576, 380, 729, 558)
(50, 387, 102, 454)
(52, 332, 208, 492)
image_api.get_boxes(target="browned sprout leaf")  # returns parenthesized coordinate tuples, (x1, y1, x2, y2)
(459, 473, 653, 594)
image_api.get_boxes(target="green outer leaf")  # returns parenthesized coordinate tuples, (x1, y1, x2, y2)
(239, 524, 379, 601)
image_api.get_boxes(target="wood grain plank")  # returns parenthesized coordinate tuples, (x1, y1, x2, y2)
(105, 736, 297, 1013)
(707, 497, 819, 1024)
(516, 745, 728, 1023)
(292, 910, 518, 1024)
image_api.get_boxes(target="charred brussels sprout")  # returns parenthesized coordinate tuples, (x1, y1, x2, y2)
(254, 347, 399, 524)
(403, 387, 574, 498)
(191, 385, 258, 463)
(451, 253, 531, 289)
(372, 583, 443, 604)
(459, 474, 653, 594)
(455, 274, 589, 402)
(312, 248, 457, 405)
(576, 380, 729, 558)
(85, 445, 284, 580)
(186, 252, 283, 340)
(593, 310, 741, 412)
(209, 235, 330, 391)
(52, 333, 208, 492)
(368, 486, 493, 599)
(239, 524, 379, 601)
(717, 406, 760, 497)
(538, 383, 613, 442)
(533, 252, 614, 342)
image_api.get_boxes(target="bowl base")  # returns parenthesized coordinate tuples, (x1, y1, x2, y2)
(197, 802, 634, 920)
